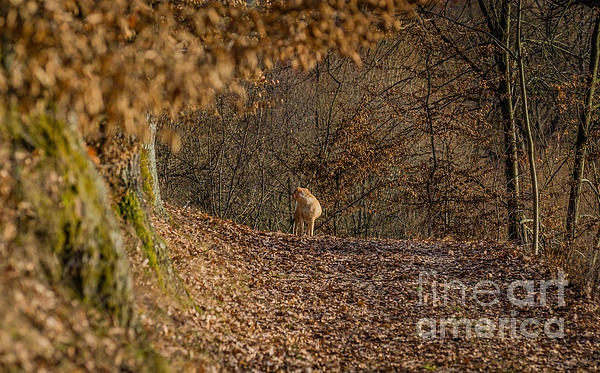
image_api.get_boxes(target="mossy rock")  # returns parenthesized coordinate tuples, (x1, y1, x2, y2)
(1, 112, 133, 325)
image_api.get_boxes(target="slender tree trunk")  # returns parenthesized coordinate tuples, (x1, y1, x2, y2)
(566, 15, 600, 243)
(143, 113, 167, 217)
(426, 54, 439, 237)
(479, 0, 525, 243)
(517, 0, 540, 255)
(121, 125, 186, 297)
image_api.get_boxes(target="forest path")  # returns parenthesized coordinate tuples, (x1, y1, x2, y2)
(144, 204, 600, 372)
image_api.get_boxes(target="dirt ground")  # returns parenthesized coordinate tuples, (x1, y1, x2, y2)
(133, 203, 600, 372)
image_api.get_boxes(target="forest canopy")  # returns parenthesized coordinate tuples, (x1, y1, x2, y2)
(0, 0, 424, 136)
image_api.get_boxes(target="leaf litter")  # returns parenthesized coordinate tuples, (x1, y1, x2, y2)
(137, 203, 600, 372)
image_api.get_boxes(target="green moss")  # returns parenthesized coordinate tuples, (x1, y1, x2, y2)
(133, 348, 171, 373)
(139, 148, 155, 202)
(0, 110, 178, 372)
(6, 110, 192, 309)
(117, 191, 163, 286)
(116, 189, 198, 312)
(1, 111, 133, 326)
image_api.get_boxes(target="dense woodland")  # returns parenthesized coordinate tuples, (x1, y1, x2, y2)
(1, 0, 600, 371)
(157, 0, 600, 294)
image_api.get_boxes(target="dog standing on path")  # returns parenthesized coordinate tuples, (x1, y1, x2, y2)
(293, 187, 322, 236)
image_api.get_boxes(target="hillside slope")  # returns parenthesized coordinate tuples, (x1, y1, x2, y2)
(136, 203, 600, 372)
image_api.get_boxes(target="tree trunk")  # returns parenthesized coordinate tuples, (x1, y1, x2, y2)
(517, 0, 540, 255)
(116, 117, 186, 297)
(142, 113, 167, 218)
(566, 15, 600, 244)
(479, 0, 525, 243)
(2, 112, 134, 326)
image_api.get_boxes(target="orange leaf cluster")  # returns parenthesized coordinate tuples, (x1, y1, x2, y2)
(0, 0, 425, 137)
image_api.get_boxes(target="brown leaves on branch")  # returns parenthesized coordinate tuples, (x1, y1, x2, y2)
(0, 0, 427, 137)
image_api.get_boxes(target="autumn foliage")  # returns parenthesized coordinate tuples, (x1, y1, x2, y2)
(0, 0, 425, 136)
(2, 0, 600, 370)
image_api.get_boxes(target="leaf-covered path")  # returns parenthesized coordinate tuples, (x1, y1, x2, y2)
(139, 204, 600, 372)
